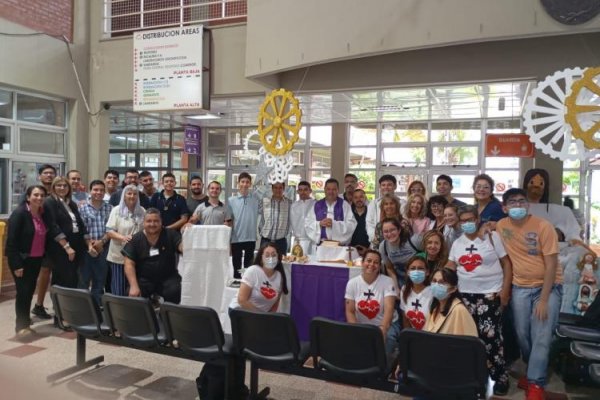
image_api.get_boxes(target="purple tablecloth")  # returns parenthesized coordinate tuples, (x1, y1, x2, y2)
(290, 263, 350, 340)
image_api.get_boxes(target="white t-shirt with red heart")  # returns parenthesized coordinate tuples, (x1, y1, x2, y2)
(448, 231, 506, 294)
(235, 265, 282, 312)
(345, 273, 396, 326)
(400, 286, 432, 330)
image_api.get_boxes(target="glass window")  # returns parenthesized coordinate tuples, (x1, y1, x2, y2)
(350, 125, 377, 145)
(484, 170, 520, 195)
(171, 150, 185, 169)
(20, 128, 64, 154)
(381, 123, 428, 143)
(354, 170, 377, 199)
(431, 121, 481, 142)
(139, 132, 171, 149)
(349, 147, 376, 169)
(172, 131, 185, 149)
(0, 89, 13, 119)
(208, 169, 226, 186)
(311, 147, 331, 168)
(231, 149, 259, 166)
(310, 126, 332, 146)
(485, 157, 519, 169)
(0, 125, 11, 151)
(310, 170, 330, 200)
(109, 152, 136, 168)
(140, 152, 168, 168)
(111, 134, 139, 150)
(17, 93, 66, 127)
(382, 147, 427, 167)
(432, 146, 478, 166)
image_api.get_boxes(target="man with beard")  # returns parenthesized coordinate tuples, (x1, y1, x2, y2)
(350, 189, 370, 256)
(343, 173, 358, 203)
(186, 175, 208, 214)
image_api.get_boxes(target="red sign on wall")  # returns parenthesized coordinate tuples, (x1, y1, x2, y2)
(485, 134, 534, 158)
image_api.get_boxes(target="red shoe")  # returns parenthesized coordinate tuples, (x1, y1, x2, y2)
(518, 376, 528, 390)
(526, 384, 545, 400)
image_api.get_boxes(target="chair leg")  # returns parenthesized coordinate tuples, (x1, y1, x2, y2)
(250, 362, 259, 397)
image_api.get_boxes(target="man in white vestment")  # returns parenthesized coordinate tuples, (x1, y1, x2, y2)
(290, 180, 316, 255)
(306, 178, 357, 249)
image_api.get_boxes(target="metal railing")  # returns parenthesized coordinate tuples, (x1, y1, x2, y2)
(102, 0, 247, 37)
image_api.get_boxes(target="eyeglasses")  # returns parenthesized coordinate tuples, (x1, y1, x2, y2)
(459, 217, 477, 223)
(507, 198, 528, 206)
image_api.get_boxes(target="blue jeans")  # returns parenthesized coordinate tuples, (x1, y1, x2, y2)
(79, 248, 109, 306)
(511, 284, 562, 387)
(386, 318, 402, 356)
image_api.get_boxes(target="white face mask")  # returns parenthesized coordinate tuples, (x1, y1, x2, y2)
(584, 263, 593, 272)
(263, 256, 278, 270)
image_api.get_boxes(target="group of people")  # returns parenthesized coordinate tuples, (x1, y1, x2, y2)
(6, 164, 571, 400)
(228, 171, 569, 400)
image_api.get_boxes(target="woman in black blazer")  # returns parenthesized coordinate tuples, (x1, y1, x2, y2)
(6, 185, 50, 338)
(43, 177, 93, 291)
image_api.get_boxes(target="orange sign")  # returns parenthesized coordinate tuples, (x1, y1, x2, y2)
(485, 134, 534, 158)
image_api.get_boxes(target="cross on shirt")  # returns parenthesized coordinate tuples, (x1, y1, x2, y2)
(363, 289, 374, 300)
(262, 281, 271, 288)
(411, 298, 422, 311)
(466, 244, 478, 254)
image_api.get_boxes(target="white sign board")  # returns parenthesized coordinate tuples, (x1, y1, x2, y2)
(133, 25, 203, 112)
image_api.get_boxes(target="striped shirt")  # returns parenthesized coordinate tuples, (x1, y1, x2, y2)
(258, 197, 292, 240)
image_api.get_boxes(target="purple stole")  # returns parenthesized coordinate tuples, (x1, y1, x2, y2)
(314, 197, 345, 240)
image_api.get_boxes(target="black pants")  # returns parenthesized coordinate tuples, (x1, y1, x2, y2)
(50, 237, 85, 289)
(260, 237, 287, 258)
(231, 241, 255, 279)
(11, 257, 43, 332)
(138, 274, 182, 304)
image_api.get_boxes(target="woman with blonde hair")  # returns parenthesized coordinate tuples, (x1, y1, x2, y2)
(404, 193, 431, 235)
(372, 193, 402, 248)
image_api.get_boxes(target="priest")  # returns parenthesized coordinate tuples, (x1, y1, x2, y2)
(306, 178, 357, 250)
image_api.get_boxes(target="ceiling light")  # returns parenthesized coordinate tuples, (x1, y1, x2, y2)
(186, 113, 221, 120)
(362, 105, 408, 113)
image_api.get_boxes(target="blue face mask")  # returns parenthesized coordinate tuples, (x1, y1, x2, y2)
(430, 282, 450, 300)
(508, 207, 527, 220)
(461, 221, 477, 235)
(408, 270, 426, 284)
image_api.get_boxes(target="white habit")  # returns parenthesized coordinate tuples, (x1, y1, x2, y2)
(290, 198, 316, 255)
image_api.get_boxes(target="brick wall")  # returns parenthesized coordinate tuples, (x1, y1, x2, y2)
(0, 0, 73, 41)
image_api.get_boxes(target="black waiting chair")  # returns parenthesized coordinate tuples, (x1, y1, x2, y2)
(309, 317, 397, 391)
(47, 286, 109, 382)
(160, 302, 231, 362)
(102, 293, 167, 349)
(229, 308, 309, 399)
(396, 329, 488, 400)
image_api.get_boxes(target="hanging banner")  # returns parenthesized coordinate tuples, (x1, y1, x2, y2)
(485, 134, 534, 158)
(184, 125, 201, 155)
(133, 25, 203, 111)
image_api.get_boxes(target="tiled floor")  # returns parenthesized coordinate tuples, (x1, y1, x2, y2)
(0, 291, 599, 399)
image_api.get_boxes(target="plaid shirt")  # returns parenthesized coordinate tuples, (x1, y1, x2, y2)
(79, 201, 113, 240)
(258, 197, 292, 240)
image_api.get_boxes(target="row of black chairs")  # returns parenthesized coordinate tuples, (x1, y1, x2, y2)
(554, 308, 600, 386)
(49, 285, 488, 399)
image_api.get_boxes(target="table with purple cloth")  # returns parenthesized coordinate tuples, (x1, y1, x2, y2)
(282, 262, 361, 341)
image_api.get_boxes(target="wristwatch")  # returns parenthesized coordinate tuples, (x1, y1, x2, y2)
(63, 243, 71, 250)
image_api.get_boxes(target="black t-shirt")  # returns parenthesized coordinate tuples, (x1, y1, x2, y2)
(122, 229, 181, 281)
(350, 206, 370, 248)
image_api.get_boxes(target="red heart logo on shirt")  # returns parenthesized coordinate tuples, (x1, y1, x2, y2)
(357, 299, 380, 319)
(260, 286, 276, 299)
(458, 253, 483, 272)
(406, 310, 426, 330)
